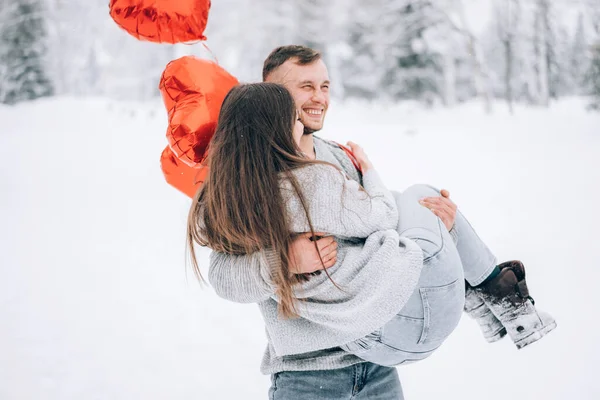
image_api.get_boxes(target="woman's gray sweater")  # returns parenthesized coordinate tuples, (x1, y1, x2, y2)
(208, 137, 423, 374)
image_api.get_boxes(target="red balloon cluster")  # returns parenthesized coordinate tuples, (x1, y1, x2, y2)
(159, 57, 239, 197)
(109, 0, 240, 197)
(109, 0, 211, 44)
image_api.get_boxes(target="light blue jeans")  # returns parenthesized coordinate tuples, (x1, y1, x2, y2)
(340, 184, 497, 366)
(268, 185, 497, 399)
(269, 362, 403, 400)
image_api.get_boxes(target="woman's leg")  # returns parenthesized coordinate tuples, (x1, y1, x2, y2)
(341, 184, 555, 364)
(408, 185, 556, 349)
(269, 363, 404, 400)
(396, 185, 498, 286)
(341, 186, 467, 366)
(401, 185, 507, 342)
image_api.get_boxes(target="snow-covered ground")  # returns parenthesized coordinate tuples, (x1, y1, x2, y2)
(1, 97, 599, 399)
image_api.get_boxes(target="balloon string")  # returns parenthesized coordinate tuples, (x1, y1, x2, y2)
(202, 42, 219, 64)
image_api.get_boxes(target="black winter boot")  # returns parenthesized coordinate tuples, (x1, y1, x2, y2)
(474, 261, 556, 349)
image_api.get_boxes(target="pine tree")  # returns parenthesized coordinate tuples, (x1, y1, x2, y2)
(386, 0, 443, 103)
(204, 0, 299, 82)
(0, 0, 53, 104)
(550, 25, 575, 98)
(571, 13, 589, 94)
(588, 41, 600, 110)
(294, 0, 351, 97)
(581, 0, 599, 110)
(341, 0, 389, 100)
(542, 4, 564, 100)
(295, 0, 331, 52)
(255, 0, 298, 77)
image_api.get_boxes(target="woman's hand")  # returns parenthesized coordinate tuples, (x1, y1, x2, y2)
(347, 141, 373, 172)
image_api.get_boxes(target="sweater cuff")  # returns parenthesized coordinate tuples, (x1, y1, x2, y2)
(361, 169, 385, 193)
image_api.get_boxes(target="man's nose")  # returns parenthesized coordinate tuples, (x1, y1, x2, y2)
(311, 89, 327, 104)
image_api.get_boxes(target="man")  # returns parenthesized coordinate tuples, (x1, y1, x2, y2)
(208, 45, 555, 399)
(261, 45, 457, 273)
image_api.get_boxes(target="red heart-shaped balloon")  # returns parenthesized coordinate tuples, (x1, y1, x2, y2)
(160, 145, 208, 198)
(159, 56, 238, 196)
(159, 56, 239, 167)
(109, 0, 211, 44)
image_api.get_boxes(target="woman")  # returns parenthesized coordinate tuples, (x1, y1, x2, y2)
(187, 83, 555, 398)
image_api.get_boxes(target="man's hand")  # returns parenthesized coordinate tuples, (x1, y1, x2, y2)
(289, 233, 338, 274)
(419, 189, 457, 231)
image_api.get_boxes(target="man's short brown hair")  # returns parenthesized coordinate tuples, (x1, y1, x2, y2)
(262, 45, 322, 81)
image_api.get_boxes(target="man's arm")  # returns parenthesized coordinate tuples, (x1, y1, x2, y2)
(208, 250, 277, 303)
(208, 236, 338, 303)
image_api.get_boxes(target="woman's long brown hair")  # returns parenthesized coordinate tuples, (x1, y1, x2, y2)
(187, 82, 332, 318)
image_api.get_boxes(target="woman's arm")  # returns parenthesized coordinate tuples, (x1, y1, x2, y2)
(286, 164, 398, 238)
(208, 159, 397, 303)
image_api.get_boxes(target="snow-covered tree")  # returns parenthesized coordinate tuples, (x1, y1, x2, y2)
(44, 0, 102, 96)
(434, 0, 493, 110)
(294, 0, 348, 95)
(342, 0, 491, 106)
(486, 0, 523, 113)
(256, 0, 299, 79)
(531, 0, 550, 106)
(528, 0, 569, 104)
(584, 0, 600, 110)
(0, 0, 54, 104)
(295, 0, 331, 51)
(588, 42, 600, 110)
(43, 0, 175, 100)
(202, 0, 300, 82)
(386, 0, 444, 103)
(571, 13, 589, 94)
(549, 24, 576, 98)
(481, 0, 589, 108)
(1, 0, 592, 108)
(340, 0, 446, 103)
(340, 0, 392, 100)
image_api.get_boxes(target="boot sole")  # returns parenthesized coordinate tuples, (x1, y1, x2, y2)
(514, 320, 557, 349)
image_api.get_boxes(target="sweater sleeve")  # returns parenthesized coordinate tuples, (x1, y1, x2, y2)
(208, 249, 279, 303)
(287, 165, 398, 238)
(207, 166, 398, 304)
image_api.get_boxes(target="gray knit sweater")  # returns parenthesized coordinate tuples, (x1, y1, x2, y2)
(208, 136, 423, 374)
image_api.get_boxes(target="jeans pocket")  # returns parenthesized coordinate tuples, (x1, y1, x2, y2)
(418, 279, 464, 345)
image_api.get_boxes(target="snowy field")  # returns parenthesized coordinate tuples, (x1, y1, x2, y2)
(1, 97, 599, 399)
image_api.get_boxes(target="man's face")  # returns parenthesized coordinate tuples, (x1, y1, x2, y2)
(266, 58, 330, 134)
